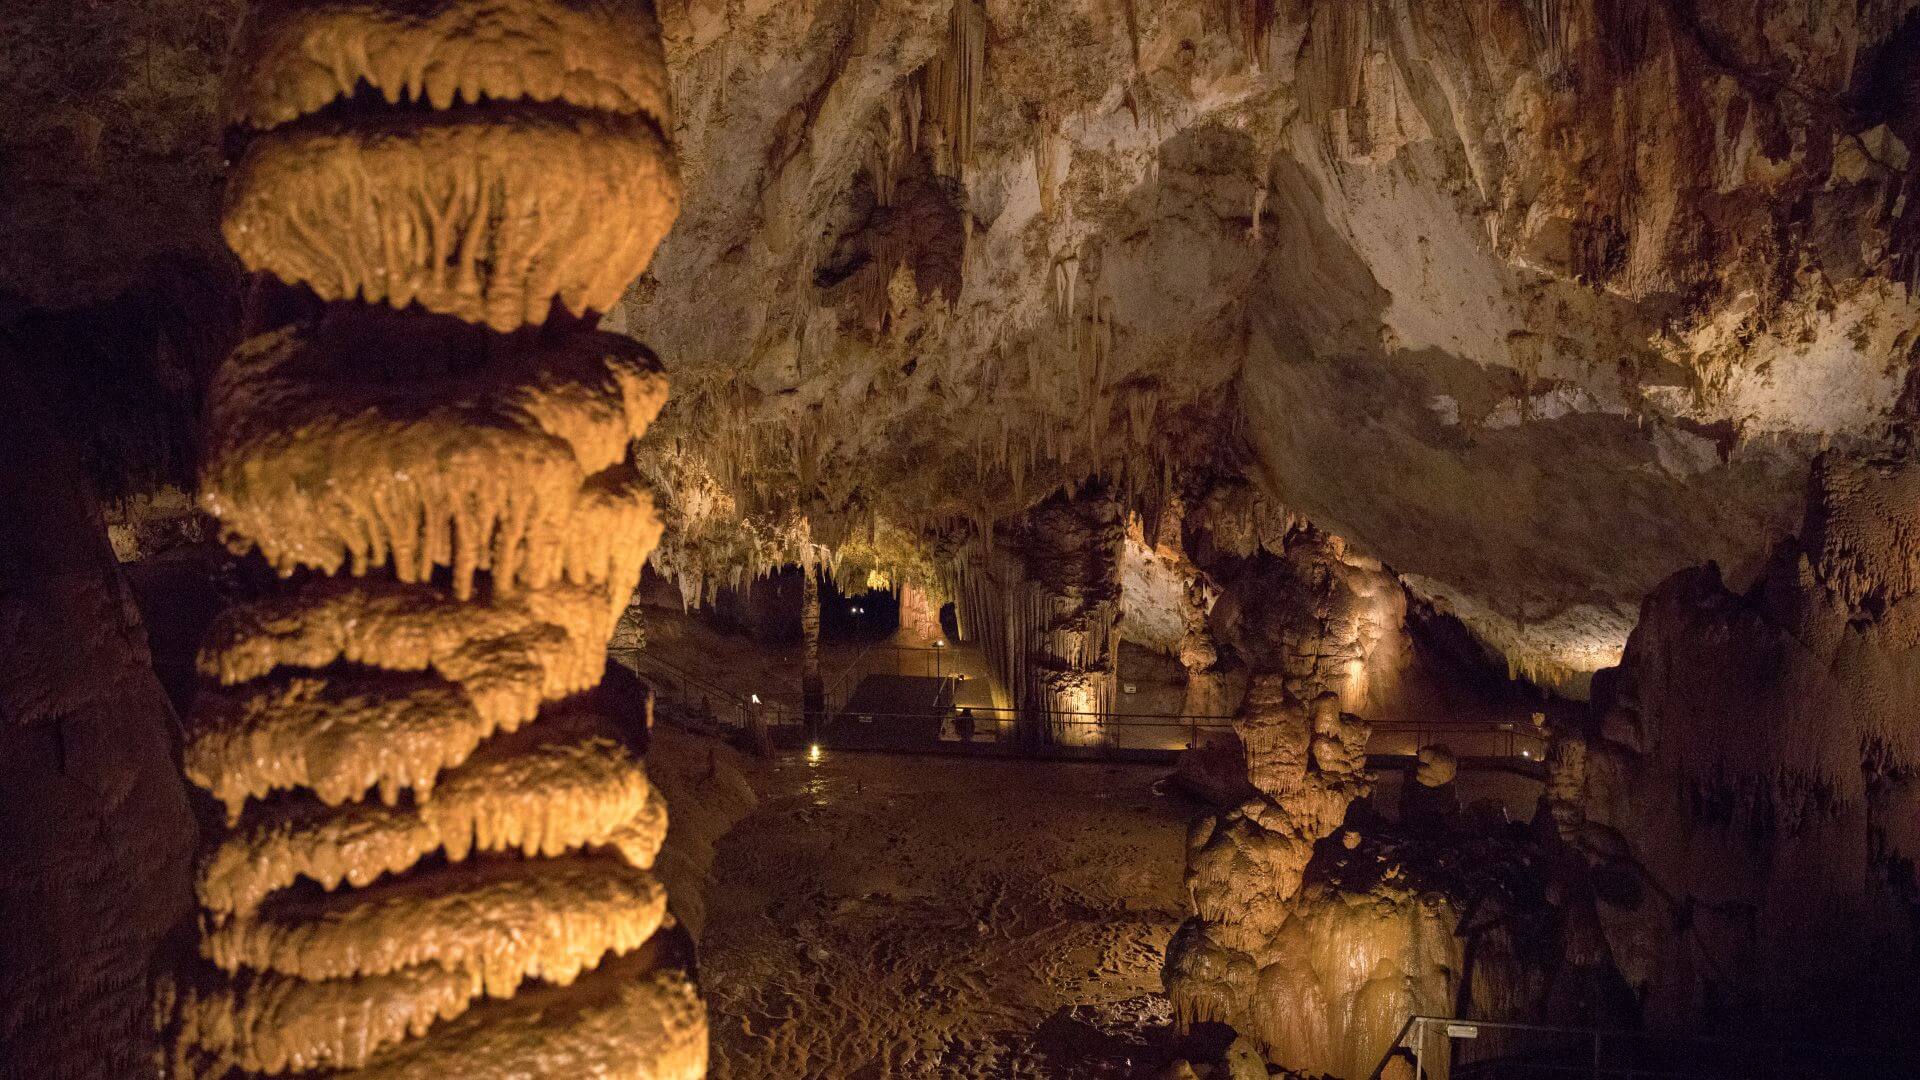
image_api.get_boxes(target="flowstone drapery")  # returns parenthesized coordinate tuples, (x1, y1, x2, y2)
(157, 2, 704, 1075)
(954, 486, 1123, 746)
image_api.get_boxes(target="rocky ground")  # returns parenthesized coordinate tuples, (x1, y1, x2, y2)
(698, 751, 1200, 1078)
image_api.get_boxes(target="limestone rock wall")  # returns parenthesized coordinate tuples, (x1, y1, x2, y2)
(622, 0, 1920, 691)
(1564, 450, 1920, 1044)
(0, 353, 198, 1079)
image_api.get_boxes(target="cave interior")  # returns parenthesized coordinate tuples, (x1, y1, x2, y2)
(4, 1, 1920, 1078)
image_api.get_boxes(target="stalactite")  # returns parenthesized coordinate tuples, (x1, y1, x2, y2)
(865, 94, 907, 207)
(1248, 151, 1272, 241)
(1051, 250, 1080, 343)
(1122, 0, 1142, 69)
(1034, 117, 1072, 220)
(1230, 0, 1278, 67)
(1301, 0, 1370, 120)
(922, 0, 987, 179)
(1526, 0, 1572, 76)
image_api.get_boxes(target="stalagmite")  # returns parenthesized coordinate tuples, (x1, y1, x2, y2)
(160, 1, 704, 1075)
(956, 488, 1123, 747)
(801, 565, 824, 736)
(1166, 506, 1437, 1073)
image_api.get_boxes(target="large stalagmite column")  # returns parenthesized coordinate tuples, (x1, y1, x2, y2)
(1165, 515, 1420, 1075)
(896, 582, 943, 644)
(158, 2, 704, 1076)
(801, 567, 824, 739)
(973, 487, 1124, 747)
(1018, 490, 1124, 746)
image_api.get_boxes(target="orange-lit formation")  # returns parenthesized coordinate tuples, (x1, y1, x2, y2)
(221, 0, 679, 332)
(158, 1, 703, 1075)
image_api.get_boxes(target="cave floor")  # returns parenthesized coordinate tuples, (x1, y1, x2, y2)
(699, 750, 1195, 1079)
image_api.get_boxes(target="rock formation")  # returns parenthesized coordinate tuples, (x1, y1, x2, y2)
(1164, 687, 1376, 1045)
(613, 0, 1920, 698)
(12, 0, 1917, 702)
(1195, 490, 1410, 717)
(1164, 500, 1408, 1065)
(0, 353, 198, 1080)
(955, 485, 1124, 745)
(4, 1, 1920, 1073)
(156, 1, 705, 1076)
(1565, 448, 1920, 1042)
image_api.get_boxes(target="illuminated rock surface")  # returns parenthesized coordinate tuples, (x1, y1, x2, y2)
(5, 1, 1920, 1075)
(155, 0, 704, 1074)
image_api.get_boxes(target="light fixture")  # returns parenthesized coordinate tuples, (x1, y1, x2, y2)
(808, 743, 822, 762)
(934, 639, 946, 648)
(750, 693, 761, 705)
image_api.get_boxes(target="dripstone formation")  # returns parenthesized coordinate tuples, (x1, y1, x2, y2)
(157, 2, 705, 1076)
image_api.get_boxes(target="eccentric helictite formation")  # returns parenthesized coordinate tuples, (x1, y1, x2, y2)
(159, 2, 703, 1076)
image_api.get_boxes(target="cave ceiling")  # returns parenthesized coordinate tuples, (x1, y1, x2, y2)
(5, 0, 1919, 686)
(627, 0, 1920, 682)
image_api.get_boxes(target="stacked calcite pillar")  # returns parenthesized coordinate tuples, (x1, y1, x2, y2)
(159, 2, 705, 1076)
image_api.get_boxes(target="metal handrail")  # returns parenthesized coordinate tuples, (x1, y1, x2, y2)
(1366, 1015, 1909, 1080)
(615, 647, 799, 730)
(621, 643, 1547, 763)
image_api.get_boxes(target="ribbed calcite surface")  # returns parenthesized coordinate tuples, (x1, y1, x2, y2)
(165, 963, 483, 1075)
(203, 855, 667, 990)
(345, 953, 707, 1080)
(202, 326, 668, 597)
(230, 0, 674, 131)
(199, 577, 616, 709)
(225, 109, 679, 332)
(164, 0, 701, 1072)
(198, 715, 666, 919)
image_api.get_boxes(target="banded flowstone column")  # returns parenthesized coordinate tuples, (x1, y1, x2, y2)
(158, 3, 705, 1076)
(1015, 489, 1124, 747)
(801, 568, 824, 739)
(954, 488, 1123, 747)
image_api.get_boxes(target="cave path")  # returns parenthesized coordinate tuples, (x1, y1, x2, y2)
(699, 752, 1191, 1079)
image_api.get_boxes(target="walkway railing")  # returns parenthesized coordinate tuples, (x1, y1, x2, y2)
(1368, 721, 1548, 762)
(828, 703, 1235, 753)
(613, 647, 799, 731)
(1367, 1015, 1911, 1080)
(618, 646, 1547, 767)
(824, 644, 963, 713)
